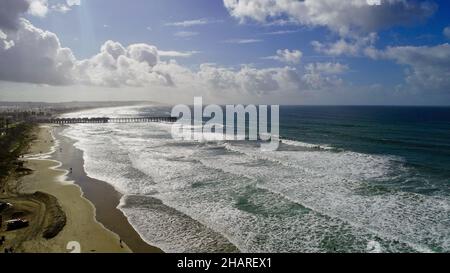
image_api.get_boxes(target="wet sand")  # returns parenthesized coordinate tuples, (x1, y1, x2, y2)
(52, 126, 162, 253)
(14, 126, 131, 253)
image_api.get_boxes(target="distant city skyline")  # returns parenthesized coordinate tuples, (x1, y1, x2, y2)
(0, 0, 450, 105)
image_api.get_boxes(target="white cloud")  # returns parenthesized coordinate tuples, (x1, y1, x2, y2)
(67, 0, 81, 6)
(158, 50, 200, 58)
(223, 0, 437, 36)
(165, 18, 212, 27)
(312, 40, 358, 56)
(0, 19, 75, 85)
(52, 3, 71, 13)
(74, 40, 175, 87)
(305, 62, 349, 74)
(224, 38, 262, 44)
(0, 0, 30, 30)
(379, 44, 450, 92)
(242, 1, 403, 59)
(0, 4, 350, 100)
(301, 62, 347, 90)
(0, 19, 173, 88)
(51, 0, 81, 14)
(197, 64, 305, 95)
(0, 19, 345, 97)
(263, 29, 300, 35)
(302, 72, 343, 90)
(444, 26, 450, 40)
(28, 0, 48, 17)
(312, 33, 378, 56)
(364, 43, 450, 92)
(0, 29, 14, 50)
(262, 49, 302, 64)
(174, 31, 199, 38)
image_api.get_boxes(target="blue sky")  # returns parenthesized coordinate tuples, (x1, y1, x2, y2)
(1, 0, 450, 105)
(28, 0, 314, 65)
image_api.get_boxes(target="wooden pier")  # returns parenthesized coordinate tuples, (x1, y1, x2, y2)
(41, 116, 177, 124)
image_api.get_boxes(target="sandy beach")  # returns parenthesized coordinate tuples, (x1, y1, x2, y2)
(5, 125, 134, 253)
(52, 126, 162, 253)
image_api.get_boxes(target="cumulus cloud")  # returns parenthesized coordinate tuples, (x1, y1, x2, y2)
(51, 4, 71, 13)
(224, 1, 436, 60)
(196, 62, 350, 96)
(0, 29, 14, 50)
(51, 0, 81, 14)
(262, 49, 302, 64)
(0, 0, 30, 30)
(312, 33, 378, 56)
(379, 44, 450, 92)
(0, 0, 78, 30)
(0, 1, 347, 99)
(67, 0, 81, 5)
(28, 0, 49, 17)
(74, 40, 176, 87)
(302, 62, 346, 89)
(198, 64, 305, 95)
(0, 19, 75, 85)
(364, 43, 450, 92)
(305, 62, 349, 74)
(0, 18, 173, 88)
(223, 0, 437, 36)
(0, 19, 307, 94)
(0, 20, 343, 96)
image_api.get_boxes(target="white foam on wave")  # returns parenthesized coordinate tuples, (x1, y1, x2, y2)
(154, 122, 450, 252)
(116, 133, 440, 252)
(59, 106, 450, 253)
(216, 142, 450, 252)
(62, 124, 163, 194)
(280, 139, 334, 150)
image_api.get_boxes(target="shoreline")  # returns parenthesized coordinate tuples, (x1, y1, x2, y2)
(5, 125, 131, 252)
(52, 126, 162, 253)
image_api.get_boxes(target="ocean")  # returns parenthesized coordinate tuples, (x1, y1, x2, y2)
(60, 105, 450, 253)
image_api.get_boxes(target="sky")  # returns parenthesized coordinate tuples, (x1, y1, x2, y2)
(0, 0, 450, 105)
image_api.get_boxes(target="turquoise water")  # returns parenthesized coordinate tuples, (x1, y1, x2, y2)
(61, 106, 450, 253)
(280, 106, 450, 196)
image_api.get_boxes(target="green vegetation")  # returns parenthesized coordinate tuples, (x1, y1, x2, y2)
(0, 122, 35, 182)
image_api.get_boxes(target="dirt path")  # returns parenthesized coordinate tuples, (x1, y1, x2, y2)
(0, 192, 59, 253)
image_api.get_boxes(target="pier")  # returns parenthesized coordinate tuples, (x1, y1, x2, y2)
(41, 116, 178, 124)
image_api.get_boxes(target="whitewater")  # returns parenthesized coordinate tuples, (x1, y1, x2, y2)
(60, 105, 450, 253)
